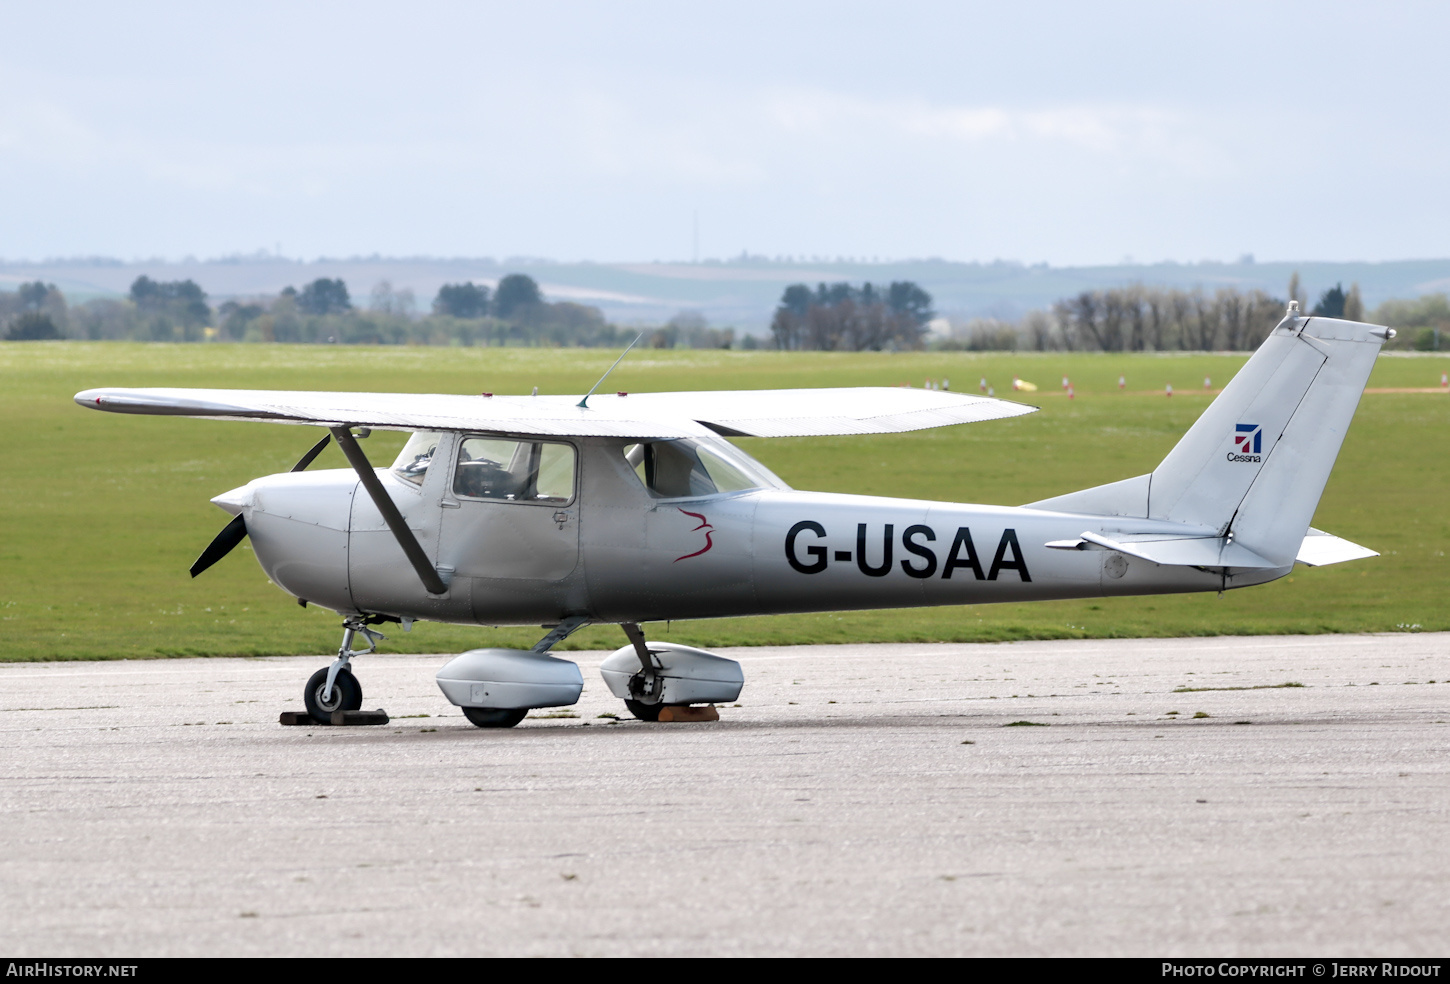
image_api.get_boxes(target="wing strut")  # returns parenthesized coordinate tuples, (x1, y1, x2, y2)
(330, 426, 448, 596)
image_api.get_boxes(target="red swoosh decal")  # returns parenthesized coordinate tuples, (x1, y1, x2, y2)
(675, 530, 714, 561)
(675, 508, 715, 561)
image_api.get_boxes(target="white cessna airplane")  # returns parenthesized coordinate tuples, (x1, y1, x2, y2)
(75, 306, 1389, 727)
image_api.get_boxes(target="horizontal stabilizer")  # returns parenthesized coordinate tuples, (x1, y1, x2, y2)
(1045, 530, 1278, 569)
(1295, 528, 1379, 566)
(74, 386, 1036, 440)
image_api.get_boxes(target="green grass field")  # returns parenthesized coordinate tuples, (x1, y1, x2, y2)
(2, 342, 1446, 661)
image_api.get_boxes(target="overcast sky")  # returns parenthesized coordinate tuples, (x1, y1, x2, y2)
(2, 1, 1446, 266)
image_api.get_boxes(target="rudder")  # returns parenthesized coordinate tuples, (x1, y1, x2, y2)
(1027, 309, 1391, 567)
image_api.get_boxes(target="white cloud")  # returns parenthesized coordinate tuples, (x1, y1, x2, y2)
(0, 1, 1447, 264)
(763, 87, 1229, 177)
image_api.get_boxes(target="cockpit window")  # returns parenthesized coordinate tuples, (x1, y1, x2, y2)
(391, 431, 442, 486)
(454, 437, 576, 503)
(624, 439, 766, 498)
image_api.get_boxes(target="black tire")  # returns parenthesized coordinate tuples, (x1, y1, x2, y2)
(624, 699, 663, 722)
(462, 706, 528, 729)
(304, 666, 363, 724)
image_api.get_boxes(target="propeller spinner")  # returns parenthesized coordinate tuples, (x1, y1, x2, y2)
(189, 433, 333, 578)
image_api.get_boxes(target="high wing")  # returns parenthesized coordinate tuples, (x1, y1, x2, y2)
(74, 386, 1036, 439)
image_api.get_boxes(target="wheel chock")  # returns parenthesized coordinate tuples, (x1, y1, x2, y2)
(332, 709, 390, 726)
(656, 704, 719, 723)
(278, 709, 391, 726)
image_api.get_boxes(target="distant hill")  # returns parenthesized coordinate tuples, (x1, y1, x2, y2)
(4, 255, 1448, 333)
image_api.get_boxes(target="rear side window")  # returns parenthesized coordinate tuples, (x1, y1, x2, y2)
(624, 440, 764, 498)
(454, 437, 576, 504)
(696, 444, 760, 493)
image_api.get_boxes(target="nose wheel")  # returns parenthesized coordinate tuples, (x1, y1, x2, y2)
(304, 615, 388, 724)
(305, 666, 362, 721)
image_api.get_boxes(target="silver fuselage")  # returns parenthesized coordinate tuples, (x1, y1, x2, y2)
(221, 432, 1286, 626)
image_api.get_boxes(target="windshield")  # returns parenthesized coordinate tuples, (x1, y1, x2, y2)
(390, 431, 442, 486)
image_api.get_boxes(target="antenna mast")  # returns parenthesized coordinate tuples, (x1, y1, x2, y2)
(577, 331, 646, 409)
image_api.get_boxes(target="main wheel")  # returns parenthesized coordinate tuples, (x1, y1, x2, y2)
(304, 666, 363, 724)
(624, 699, 662, 722)
(462, 706, 528, 729)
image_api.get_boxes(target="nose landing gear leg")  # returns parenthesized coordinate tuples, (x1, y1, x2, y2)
(304, 616, 385, 724)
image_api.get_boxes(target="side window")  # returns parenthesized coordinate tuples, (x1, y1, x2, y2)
(454, 437, 575, 503)
(624, 440, 769, 498)
(628, 440, 764, 498)
(391, 431, 442, 487)
(535, 442, 575, 501)
(695, 444, 760, 493)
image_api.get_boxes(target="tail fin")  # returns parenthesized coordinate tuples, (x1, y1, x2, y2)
(1028, 311, 1392, 567)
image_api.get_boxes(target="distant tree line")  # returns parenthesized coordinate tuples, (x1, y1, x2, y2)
(0, 281, 68, 339)
(1373, 293, 1450, 351)
(649, 310, 741, 350)
(938, 285, 1288, 352)
(770, 281, 935, 350)
(931, 277, 1424, 353)
(1052, 285, 1287, 352)
(5, 269, 1446, 352)
(0, 273, 651, 348)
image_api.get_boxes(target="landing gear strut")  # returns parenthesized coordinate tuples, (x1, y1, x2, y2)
(304, 615, 387, 724)
(621, 622, 664, 721)
(598, 626, 745, 719)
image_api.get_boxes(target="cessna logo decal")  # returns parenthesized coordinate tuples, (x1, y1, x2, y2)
(784, 522, 1030, 581)
(674, 508, 716, 562)
(1228, 423, 1263, 462)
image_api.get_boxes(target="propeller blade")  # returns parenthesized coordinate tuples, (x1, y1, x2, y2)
(190, 514, 247, 578)
(291, 433, 332, 472)
(191, 435, 325, 578)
